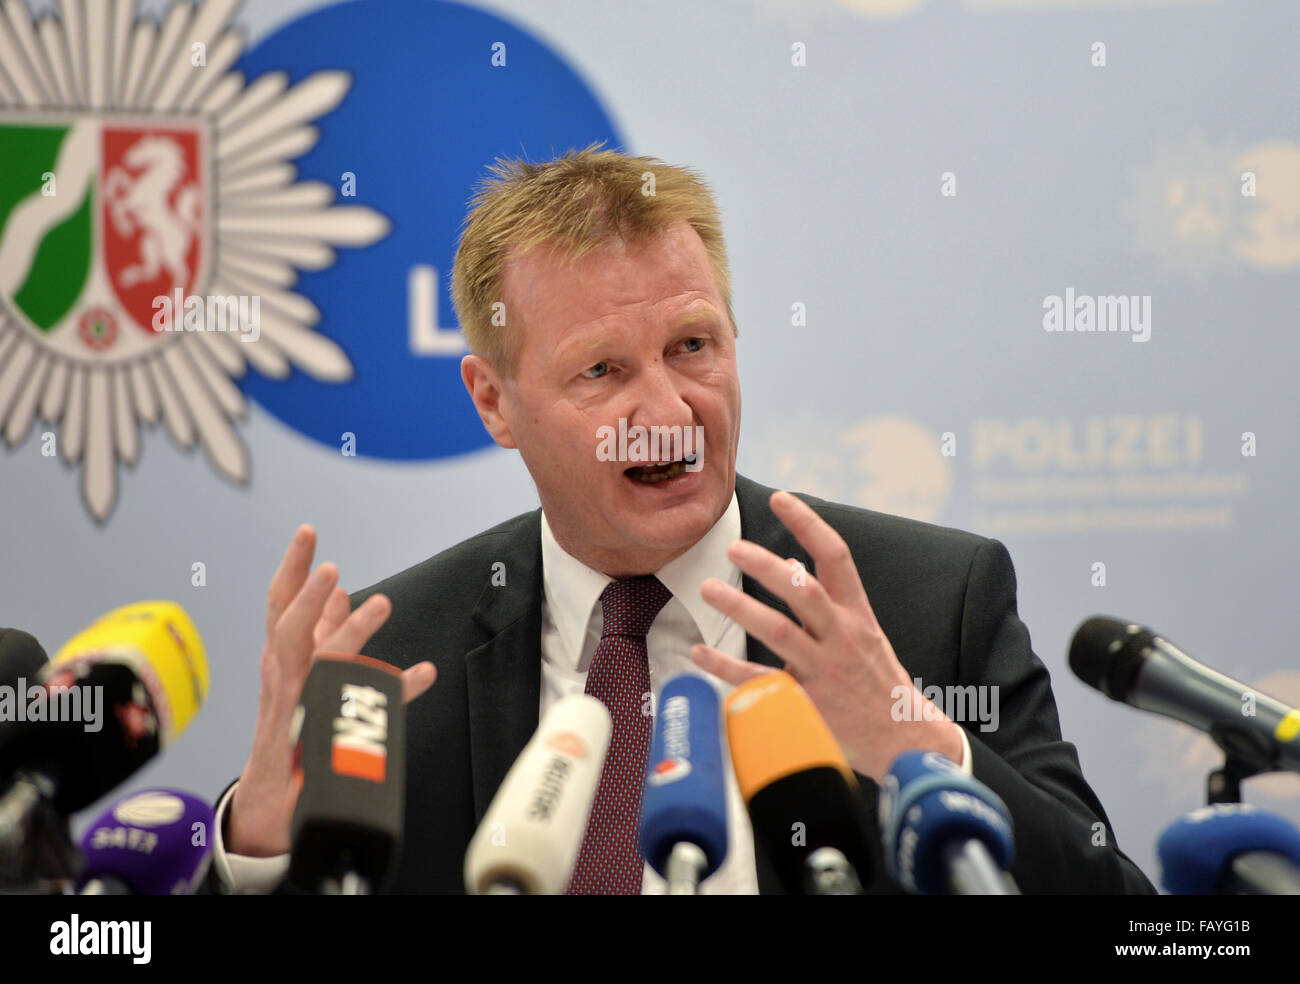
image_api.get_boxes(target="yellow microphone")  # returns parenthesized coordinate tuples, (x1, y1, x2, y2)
(53, 601, 208, 747)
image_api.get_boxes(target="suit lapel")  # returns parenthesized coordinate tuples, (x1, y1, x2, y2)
(734, 474, 812, 671)
(464, 513, 545, 824)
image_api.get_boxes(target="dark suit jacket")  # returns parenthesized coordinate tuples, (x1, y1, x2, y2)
(303, 473, 1152, 894)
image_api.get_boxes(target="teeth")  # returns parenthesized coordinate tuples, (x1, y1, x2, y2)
(629, 459, 689, 483)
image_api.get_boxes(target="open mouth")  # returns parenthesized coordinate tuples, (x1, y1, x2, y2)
(624, 455, 697, 484)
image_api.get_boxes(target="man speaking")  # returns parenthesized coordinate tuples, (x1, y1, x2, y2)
(211, 145, 1154, 894)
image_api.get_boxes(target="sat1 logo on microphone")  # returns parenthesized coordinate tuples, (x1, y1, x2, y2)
(0, 0, 622, 522)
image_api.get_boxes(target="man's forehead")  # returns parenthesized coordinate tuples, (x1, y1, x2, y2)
(502, 223, 721, 322)
(555, 302, 724, 360)
(509, 219, 693, 265)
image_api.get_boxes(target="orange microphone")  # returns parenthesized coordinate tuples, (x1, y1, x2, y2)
(725, 671, 873, 894)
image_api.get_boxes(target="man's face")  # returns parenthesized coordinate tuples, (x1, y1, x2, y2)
(462, 220, 741, 577)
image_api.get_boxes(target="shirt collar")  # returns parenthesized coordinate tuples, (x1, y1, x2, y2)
(540, 491, 742, 671)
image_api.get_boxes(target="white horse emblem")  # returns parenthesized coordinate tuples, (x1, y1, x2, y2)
(104, 135, 201, 289)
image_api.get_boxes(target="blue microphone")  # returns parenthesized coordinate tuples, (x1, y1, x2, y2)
(1158, 803, 1300, 895)
(880, 750, 1017, 895)
(640, 674, 728, 894)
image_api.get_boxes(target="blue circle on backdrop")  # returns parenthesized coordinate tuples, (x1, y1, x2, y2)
(234, 0, 624, 460)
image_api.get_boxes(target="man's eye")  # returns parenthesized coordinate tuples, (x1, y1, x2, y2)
(582, 362, 610, 379)
(682, 337, 705, 353)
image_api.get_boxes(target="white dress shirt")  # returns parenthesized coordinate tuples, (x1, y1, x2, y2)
(539, 491, 757, 893)
(211, 491, 971, 893)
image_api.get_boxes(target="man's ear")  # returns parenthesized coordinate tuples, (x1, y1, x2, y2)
(461, 354, 518, 449)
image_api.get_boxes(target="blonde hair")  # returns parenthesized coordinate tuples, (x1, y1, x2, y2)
(450, 142, 737, 377)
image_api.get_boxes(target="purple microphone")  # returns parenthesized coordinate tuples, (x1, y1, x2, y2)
(76, 788, 215, 895)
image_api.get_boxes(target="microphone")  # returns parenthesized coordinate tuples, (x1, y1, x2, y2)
(1069, 617, 1300, 777)
(288, 653, 406, 895)
(639, 674, 728, 894)
(0, 628, 48, 682)
(0, 602, 208, 888)
(76, 789, 215, 894)
(0, 625, 63, 892)
(464, 694, 611, 895)
(1158, 803, 1300, 895)
(880, 750, 1017, 895)
(724, 671, 871, 895)
(0, 628, 49, 780)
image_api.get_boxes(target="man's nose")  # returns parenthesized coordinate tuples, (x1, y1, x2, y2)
(623, 361, 693, 433)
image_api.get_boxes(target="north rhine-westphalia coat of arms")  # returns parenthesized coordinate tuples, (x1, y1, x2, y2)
(0, 0, 389, 520)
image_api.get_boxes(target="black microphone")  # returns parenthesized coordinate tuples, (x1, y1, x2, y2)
(0, 628, 49, 781)
(288, 653, 405, 895)
(1069, 616, 1300, 776)
(0, 629, 48, 681)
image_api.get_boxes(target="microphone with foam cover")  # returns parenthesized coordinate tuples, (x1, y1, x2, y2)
(880, 749, 1017, 895)
(1158, 803, 1300, 895)
(0, 602, 208, 887)
(51, 601, 208, 750)
(1069, 616, 1300, 777)
(640, 674, 728, 894)
(289, 653, 406, 895)
(76, 788, 215, 895)
(725, 671, 870, 895)
(464, 694, 611, 895)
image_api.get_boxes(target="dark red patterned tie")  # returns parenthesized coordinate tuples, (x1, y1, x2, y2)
(566, 575, 673, 894)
